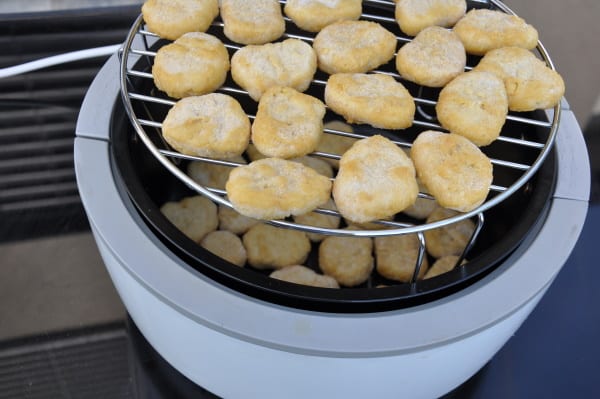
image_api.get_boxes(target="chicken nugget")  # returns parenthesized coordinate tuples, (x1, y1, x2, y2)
(160, 195, 218, 243)
(220, 0, 285, 45)
(243, 224, 311, 270)
(270, 265, 340, 288)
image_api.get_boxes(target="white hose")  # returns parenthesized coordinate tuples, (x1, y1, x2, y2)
(0, 44, 121, 79)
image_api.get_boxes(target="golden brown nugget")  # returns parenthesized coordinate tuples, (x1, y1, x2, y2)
(333, 135, 419, 224)
(152, 32, 229, 99)
(453, 9, 538, 55)
(325, 73, 415, 130)
(424, 207, 475, 258)
(474, 47, 565, 112)
(243, 224, 311, 270)
(396, 26, 466, 88)
(436, 71, 508, 146)
(162, 94, 250, 158)
(424, 255, 466, 279)
(251, 87, 326, 159)
(319, 233, 373, 287)
(284, 0, 361, 33)
(293, 198, 340, 242)
(187, 155, 246, 191)
(313, 20, 396, 74)
(220, 0, 285, 45)
(200, 230, 247, 267)
(270, 265, 340, 289)
(218, 205, 259, 235)
(142, 0, 219, 40)
(226, 158, 332, 220)
(411, 131, 493, 212)
(395, 0, 466, 36)
(290, 156, 334, 178)
(316, 121, 358, 168)
(160, 196, 218, 243)
(403, 179, 437, 220)
(375, 233, 429, 282)
(231, 39, 317, 101)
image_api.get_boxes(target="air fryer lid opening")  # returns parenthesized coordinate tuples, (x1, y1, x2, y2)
(110, 102, 557, 313)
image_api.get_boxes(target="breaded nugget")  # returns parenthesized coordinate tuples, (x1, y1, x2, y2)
(333, 135, 419, 224)
(162, 94, 250, 158)
(436, 71, 508, 146)
(187, 155, 246, 190)
(200, 230, 247, 267)
(313, 20, 397, 74)
(424, 207, 475, 258)
(293, 198, 340, 242)
(319, 233, 373, 287)
(142, 0, 219, 40)
(284, 0, 361, 33)
(226, 158, 332, 220)
(375, 233, 428, 282)
(218, 205, 259, 235)
(403, 179, 437, 220)
(243, 224, 311, 270)
(270, 265, 340, 288)
(220, 0, 285, 45)
(317, 121, 358, 168)
(453, 9, 538, 55)
(152, 32, 229, 99)
(251, 87, 326, 158)
(474, 47, 565, 111)
(325, 73, 415, 130)
(160, 195, 218, 243)
(424, 255, 466, 279)
(411, 131, 493, 212)
(396, 26, 466, 88)
(290, 156, 334, 178)
(395, 0, 466, 36)
(231, 39, 317, 101)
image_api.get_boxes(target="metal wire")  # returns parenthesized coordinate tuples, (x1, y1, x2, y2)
(119, 0, 560, 247)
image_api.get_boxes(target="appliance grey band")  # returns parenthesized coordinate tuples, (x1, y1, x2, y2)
(75, 52, 589, 356)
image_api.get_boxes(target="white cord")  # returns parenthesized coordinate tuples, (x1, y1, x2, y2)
(0, 44, 121, 79)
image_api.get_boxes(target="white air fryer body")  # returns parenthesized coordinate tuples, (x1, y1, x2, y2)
(75, 55, 589, 399)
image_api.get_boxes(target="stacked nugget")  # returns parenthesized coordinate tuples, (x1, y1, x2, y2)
(140, 0, 565, 286)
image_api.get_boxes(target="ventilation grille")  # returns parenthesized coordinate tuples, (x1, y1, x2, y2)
(0, 7, 139, 242)
(0, 323, 132, 399)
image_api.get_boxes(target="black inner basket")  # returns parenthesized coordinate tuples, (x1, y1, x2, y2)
(110, 96, 557, 313)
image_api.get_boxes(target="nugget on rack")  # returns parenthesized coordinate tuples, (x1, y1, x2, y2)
(319, 232, 373, 287)
(284, 0, 362, 33)
(333, 135, 419, 224)
(251, 87, 326, 159)
(436, 71, 508, 146)
(396, 26, 466, 88)
(395, 0, 466, 37)
(325, 73, 415, 130)
(424, 207, 475, 259)
(474, 46, 565, 112)
(220, 0, 285, 45)
(411, 131, 493, 212)
(160, 196, 218, 243)
(375, 233, 429, 282)
(162, 94, 250, 158)
(231, 39, 317, 101)
(152, 32, 230, 99)
(141, 0, 219, 40)
(243, 224, 311, 270)
(270, 265, 340, 289)
(200, 230, 247, 267)
(453, 9, 538, 55)
(313, 20, 396, 74)
(226, 158, 332, 220)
